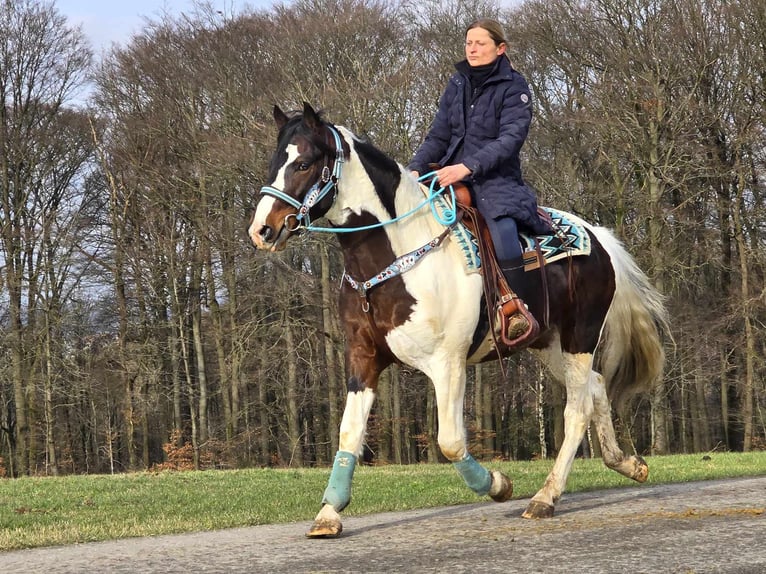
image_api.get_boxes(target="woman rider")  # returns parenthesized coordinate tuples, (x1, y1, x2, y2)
(408, 18, 551, 341)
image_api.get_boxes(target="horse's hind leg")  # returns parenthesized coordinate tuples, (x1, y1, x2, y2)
(523, 349, 594, 519)
(591, 373, 649, 482)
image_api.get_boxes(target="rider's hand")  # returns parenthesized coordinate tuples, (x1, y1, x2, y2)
(436, 164, 471, 187)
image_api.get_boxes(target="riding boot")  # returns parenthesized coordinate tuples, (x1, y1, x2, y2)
(499, 257, 539, 342)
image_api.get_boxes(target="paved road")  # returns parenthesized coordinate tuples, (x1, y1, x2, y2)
(3, 476, 765, 573)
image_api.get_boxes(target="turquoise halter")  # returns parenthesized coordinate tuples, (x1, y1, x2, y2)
(259, 125, 345, 230)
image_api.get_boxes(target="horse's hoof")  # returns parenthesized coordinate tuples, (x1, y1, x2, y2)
(631, 455, 649, 483)
(522, 500, 555, 519)
(306, 518, 343, 538)
(488, 470, 513, 502)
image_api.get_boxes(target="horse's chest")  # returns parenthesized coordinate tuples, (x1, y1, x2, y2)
(341, 246, 483, 368)
(383, 279, 483, 368)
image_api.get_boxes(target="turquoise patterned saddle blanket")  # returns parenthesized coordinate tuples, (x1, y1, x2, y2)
(426, 187, 591, 271)
(521, 207, 591, 270)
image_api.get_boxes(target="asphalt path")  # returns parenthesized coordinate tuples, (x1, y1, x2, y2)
(3, 476, 765, 573)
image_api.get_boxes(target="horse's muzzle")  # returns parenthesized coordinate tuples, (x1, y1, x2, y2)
(249, 222, 291, 252)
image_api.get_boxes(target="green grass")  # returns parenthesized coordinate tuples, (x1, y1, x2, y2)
(1, 451, 764, 551)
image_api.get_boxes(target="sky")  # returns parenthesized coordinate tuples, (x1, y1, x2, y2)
(55, 0, 274, 53)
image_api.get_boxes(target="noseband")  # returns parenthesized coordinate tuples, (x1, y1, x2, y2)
(259, 126, 345, 230)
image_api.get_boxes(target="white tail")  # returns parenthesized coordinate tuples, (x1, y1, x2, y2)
(592, 226, 671, 414)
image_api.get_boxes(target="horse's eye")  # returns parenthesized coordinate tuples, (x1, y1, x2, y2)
(296, 162, 311, 171)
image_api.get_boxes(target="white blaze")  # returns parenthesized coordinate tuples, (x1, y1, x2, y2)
(248, 144, 301, 247)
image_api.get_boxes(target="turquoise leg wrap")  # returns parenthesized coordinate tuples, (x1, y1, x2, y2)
(453, 454, 492, 495)
(321, 450, 357, 511)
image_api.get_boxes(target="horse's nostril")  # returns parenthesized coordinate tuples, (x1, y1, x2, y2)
(261, 226, 273, 242)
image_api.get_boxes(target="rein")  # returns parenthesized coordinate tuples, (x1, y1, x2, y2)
(260, 124, 461, 312)
(260, 126, 457, 234)
(306, 174, 458, 233)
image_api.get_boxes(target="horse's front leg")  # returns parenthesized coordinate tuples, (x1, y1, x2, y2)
(433, 360, 513, 503)
(306, 384, 376, 538)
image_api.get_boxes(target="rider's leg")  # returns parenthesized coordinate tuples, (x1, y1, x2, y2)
(486, 215, 538, 339)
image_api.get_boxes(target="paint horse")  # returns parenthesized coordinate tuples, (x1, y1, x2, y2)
(248, 103, 669, 538)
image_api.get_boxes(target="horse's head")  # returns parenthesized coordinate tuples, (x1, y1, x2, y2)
(248, 102, 345, 251)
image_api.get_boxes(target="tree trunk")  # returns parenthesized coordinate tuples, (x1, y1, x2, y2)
(284, 317, 303, 466)
(733, 164, 755, 451)
(693, 366, 712, 452)
(220, 199, 242, 437)
(680, 380, 689, 453)
(207, 257, 232, 443)
(170, 332, 183, 437)
(177, 305, 200, 469)
(141, 384, 150, 468)
(191, 262, 209, 445)
(320, 244, 341, 457)
(720, 349, 730, 448)
(258, 366, 271, 465)
(43, 365, 58, 475)
(651, 387, 669, 455)
(473, 365, 494, 458)
(536, 369, 547, 459)
(43, 313, 58, 476)
(646, 104, 671, 456)
(125, 374, 137, 470)
(426, 383, 439, 463)
(378, 368, 391, 463)
(7, 277, 28, 476)
(391, 364, 403, 464)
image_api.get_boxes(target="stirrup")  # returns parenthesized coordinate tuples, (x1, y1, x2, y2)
(506, 313, 530, 340)
(498, 297, 539, 347)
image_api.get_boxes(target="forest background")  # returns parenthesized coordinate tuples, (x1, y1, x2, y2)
(1, 0, 764, 477)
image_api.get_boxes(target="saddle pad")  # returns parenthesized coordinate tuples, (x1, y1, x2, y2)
(421, 185, 589, 273)
(427, 189, 481, 272)
(521, 207, 591, 270)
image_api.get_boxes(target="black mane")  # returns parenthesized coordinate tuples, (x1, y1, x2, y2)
(353, 138, 401, 220)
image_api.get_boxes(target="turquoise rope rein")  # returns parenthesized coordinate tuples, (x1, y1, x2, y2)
(304, 172, 457, 233)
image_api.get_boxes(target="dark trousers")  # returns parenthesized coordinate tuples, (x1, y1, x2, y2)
(484, 215, 522, 261)
(483, 213, 529, 300)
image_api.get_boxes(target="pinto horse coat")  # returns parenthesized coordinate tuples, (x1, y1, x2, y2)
(248, 103, 669, 537)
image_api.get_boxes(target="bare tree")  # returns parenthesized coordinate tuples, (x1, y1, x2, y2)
(0, 0, 91, 475)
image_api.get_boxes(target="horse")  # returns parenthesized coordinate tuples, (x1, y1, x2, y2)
(248, 102, 669, 538)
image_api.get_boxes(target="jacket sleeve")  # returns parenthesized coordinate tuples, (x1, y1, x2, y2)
(462, 76, 532, 177)
(407, 81, 456, 174)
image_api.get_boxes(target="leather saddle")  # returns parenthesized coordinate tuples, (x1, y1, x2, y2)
(449, 181, 549, 349)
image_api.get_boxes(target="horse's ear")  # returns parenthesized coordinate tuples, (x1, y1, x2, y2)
(302, 102, 321, 131)
(273, 105, 289, 130)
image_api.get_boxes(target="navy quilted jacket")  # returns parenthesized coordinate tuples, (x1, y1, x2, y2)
(408, 56, 550, 235)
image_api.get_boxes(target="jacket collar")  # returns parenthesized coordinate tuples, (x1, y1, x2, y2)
(454, 56, 514, 83)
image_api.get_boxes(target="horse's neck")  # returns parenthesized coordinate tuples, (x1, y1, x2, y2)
(334, 128, 440, 233)
(337, 190, 464, 295)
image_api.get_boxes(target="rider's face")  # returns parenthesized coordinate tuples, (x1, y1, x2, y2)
(465, 27, 505, 67)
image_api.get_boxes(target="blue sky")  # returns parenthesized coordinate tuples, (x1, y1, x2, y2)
(56, 0, 275, 53)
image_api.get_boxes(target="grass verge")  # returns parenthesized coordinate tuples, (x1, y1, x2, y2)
(1, 451, 764, 551)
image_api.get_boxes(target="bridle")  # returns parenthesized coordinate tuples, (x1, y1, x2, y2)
(258, 125, 345, 231)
